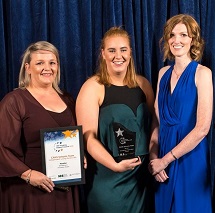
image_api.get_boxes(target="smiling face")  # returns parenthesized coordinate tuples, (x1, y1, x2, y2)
(168, 23, 193, 59)
(25, 50, 58, 88)
(101, 35, 131, 77)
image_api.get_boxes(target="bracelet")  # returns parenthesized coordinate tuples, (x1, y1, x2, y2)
(170, 150, 177, 160)
(26, 169, 32, 184)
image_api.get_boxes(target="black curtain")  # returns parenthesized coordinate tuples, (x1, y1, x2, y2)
(1, 0, 215, 190)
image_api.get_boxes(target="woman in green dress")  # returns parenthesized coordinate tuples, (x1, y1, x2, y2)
(76, 27, 155, 213)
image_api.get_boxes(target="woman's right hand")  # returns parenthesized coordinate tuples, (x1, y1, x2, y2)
(115, 156, 141, 172)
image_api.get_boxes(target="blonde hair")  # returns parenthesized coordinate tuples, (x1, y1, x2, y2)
(96, 27, 138, 87)
(160, 14, 204, 61)
(19, 41, 62, 94)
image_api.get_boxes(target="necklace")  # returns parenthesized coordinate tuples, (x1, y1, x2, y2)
(173, 61, 191, 79)
(173, 66, 182, 79)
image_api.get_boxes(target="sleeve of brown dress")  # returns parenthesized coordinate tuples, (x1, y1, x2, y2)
(0, 92, 29, 177)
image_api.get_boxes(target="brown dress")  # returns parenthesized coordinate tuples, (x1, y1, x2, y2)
(0, 88, 80, 213)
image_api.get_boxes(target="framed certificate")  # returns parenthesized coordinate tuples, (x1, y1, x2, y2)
(40, 125, 85, 186)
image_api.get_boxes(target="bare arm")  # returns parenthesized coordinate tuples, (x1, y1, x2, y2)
(76, 77, 141, 172)
(137, 75, 159, 160)
(137, 74, 170, 182)
(169, 65, 213, 158)
(149, 66, 173, 181)
(136, 75, 155, 114)
(148, 67, 168, 160)
(149, 65, 213, 176)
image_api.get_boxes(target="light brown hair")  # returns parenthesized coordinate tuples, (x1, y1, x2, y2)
(96, 27, 138, 87)
(160, 14, 204, 61)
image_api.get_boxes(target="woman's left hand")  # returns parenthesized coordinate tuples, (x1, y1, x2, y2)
(154, 170, 169, 182)
(29, 170, 55, 193)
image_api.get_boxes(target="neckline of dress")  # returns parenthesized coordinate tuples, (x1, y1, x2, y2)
(110, 84, 127, 88)
(173, 61, 192, 78)
(25, 89, 67, 113)
(170, 61, 193, 95)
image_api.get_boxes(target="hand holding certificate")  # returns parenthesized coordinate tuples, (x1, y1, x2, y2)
(40, 126, 85, 186)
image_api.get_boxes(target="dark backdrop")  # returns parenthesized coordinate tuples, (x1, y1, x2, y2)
(1, 0, 215, 190)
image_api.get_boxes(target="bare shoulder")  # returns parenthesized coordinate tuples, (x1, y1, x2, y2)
(80, 76, 102, 89)
(196, 64, 212, 76)
(158, 65, 171, 79)
(136, 75, 150, 86)
(77, 75, 104, 106)
(195, 64, 212, 86)
(78, 76, 104, 97)
(136, 75, 154, 113)
(136, 75, 153, 93)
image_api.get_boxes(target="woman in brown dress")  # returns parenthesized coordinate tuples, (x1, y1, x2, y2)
(0, 41, 80, 213)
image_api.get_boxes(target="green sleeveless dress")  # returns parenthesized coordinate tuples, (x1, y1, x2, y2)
(85, 85, 153, 213)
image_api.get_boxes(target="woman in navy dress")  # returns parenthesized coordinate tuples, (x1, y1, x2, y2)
(148, 14, 213, 213)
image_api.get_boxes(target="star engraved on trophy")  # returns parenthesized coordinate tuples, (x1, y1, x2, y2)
(113, 122, 136, 162)
(115, 128, 124, 137)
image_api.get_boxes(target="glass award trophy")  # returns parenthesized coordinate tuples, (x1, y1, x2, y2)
(113, 122, 136, 162)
